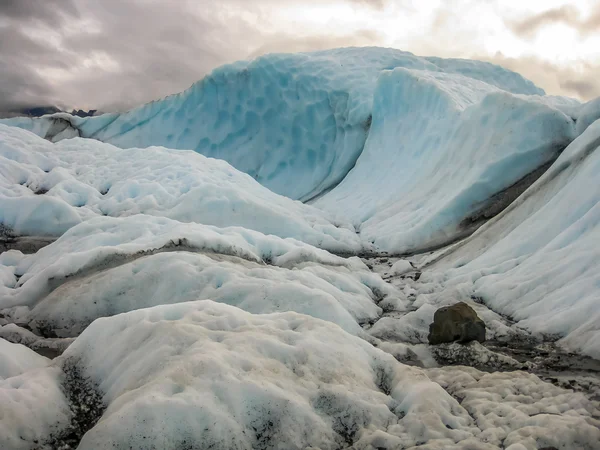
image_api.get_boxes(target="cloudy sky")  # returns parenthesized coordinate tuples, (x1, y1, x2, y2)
(1, 0, 599, 113)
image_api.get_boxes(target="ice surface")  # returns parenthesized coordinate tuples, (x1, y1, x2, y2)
(0, 338, 71, 450)
(0, 124, 361, 253)
(1, 48, 545, 202)
(1, 213, 368, 306)
(59, 300, 422, 449)
(1, 47, 600, 449)
(416, 120, 600, 357)
(0, 338, 48, 379)
(48, 301, 493, 449)
(0, 214, 397, 338)
(316, 68, 576, 254)
(2, 49, 589, 256)
(38, 300, 594, 450)
(426, 366, 600, 449)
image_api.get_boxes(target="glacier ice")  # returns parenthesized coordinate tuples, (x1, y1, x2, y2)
(0, 339, 71, 450)
(1, 49, 585, 255)
(1, 48, 545, 203)
(2, 214, 393, 336)
(0, 47, 599, 449)
(50, 300, 599, 450)
(316, 68, 576, 253)
(416, 120, 600, 358)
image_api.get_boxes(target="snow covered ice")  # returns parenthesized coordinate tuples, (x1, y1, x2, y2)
(1, 47, 600, 449)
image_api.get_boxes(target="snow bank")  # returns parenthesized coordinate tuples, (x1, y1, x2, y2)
(0, 339, 71, 450)
(0, 214, 397, 337)
(25, 251, 390, 337)
(421, 120, 600, 357)
(317, 68, 576, 254)
(41, 300, 595, 450)
(1, 48, 544, 202)
(2, 214, 368, 306)
(59, 300, 470, 449)
(0, 124, 361, 253)
(0, 338, 48, 379)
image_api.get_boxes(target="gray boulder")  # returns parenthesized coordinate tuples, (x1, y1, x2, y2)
(428, 302, 486, 345)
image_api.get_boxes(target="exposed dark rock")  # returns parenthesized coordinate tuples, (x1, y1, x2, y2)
(428, 302, 486, 345)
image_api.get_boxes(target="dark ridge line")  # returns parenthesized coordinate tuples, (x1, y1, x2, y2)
(83, 114, 120, 139)
(35, 239, 265, 304)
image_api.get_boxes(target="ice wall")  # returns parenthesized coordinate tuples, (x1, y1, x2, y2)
(0, 48, 545, 202)
(423, 120, 600, 358)
(317, 68, 576, 254)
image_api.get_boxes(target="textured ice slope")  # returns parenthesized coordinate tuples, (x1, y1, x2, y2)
(2, 48, 585, 255)
(0, 124, 361, 253)
(1, 48, 544, 202)
(316, 68, 576, 254)
(47, 301, 600, 450)
(417, 120, 600, 357)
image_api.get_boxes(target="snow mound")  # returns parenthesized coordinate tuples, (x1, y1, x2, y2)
(0, 214, 399, 337)
(1, 48, 544, 202)
(0, 339, 71, 450)
(0, 124, 361, 253)
(420, 119, 600, 357)
(58, 300, 471, 449)
(0, 338, 48, 379)
(317, 68, 576, 253)
(23, 249, 392, 337)
(1, 214, 371, 310)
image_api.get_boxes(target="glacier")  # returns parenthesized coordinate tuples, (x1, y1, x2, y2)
(0, 48, 585, 255)
(2, 47, 545, 204)
(1, 47, 600, 450)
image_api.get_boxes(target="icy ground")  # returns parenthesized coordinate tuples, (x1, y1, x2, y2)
(1, 48, 600, 449)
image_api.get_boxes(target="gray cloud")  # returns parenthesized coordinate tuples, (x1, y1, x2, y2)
(0, 0, 79, 25)
(0, 0, 598, 115)
(0, 0, 254, 112)
(480, 52, 600, 101)
(560, 79, 598, 99)
(506, 4, 600, 38)
(0, 0, 394, 113)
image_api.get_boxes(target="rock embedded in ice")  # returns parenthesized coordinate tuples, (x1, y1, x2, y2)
(428, 302, 486, 345)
